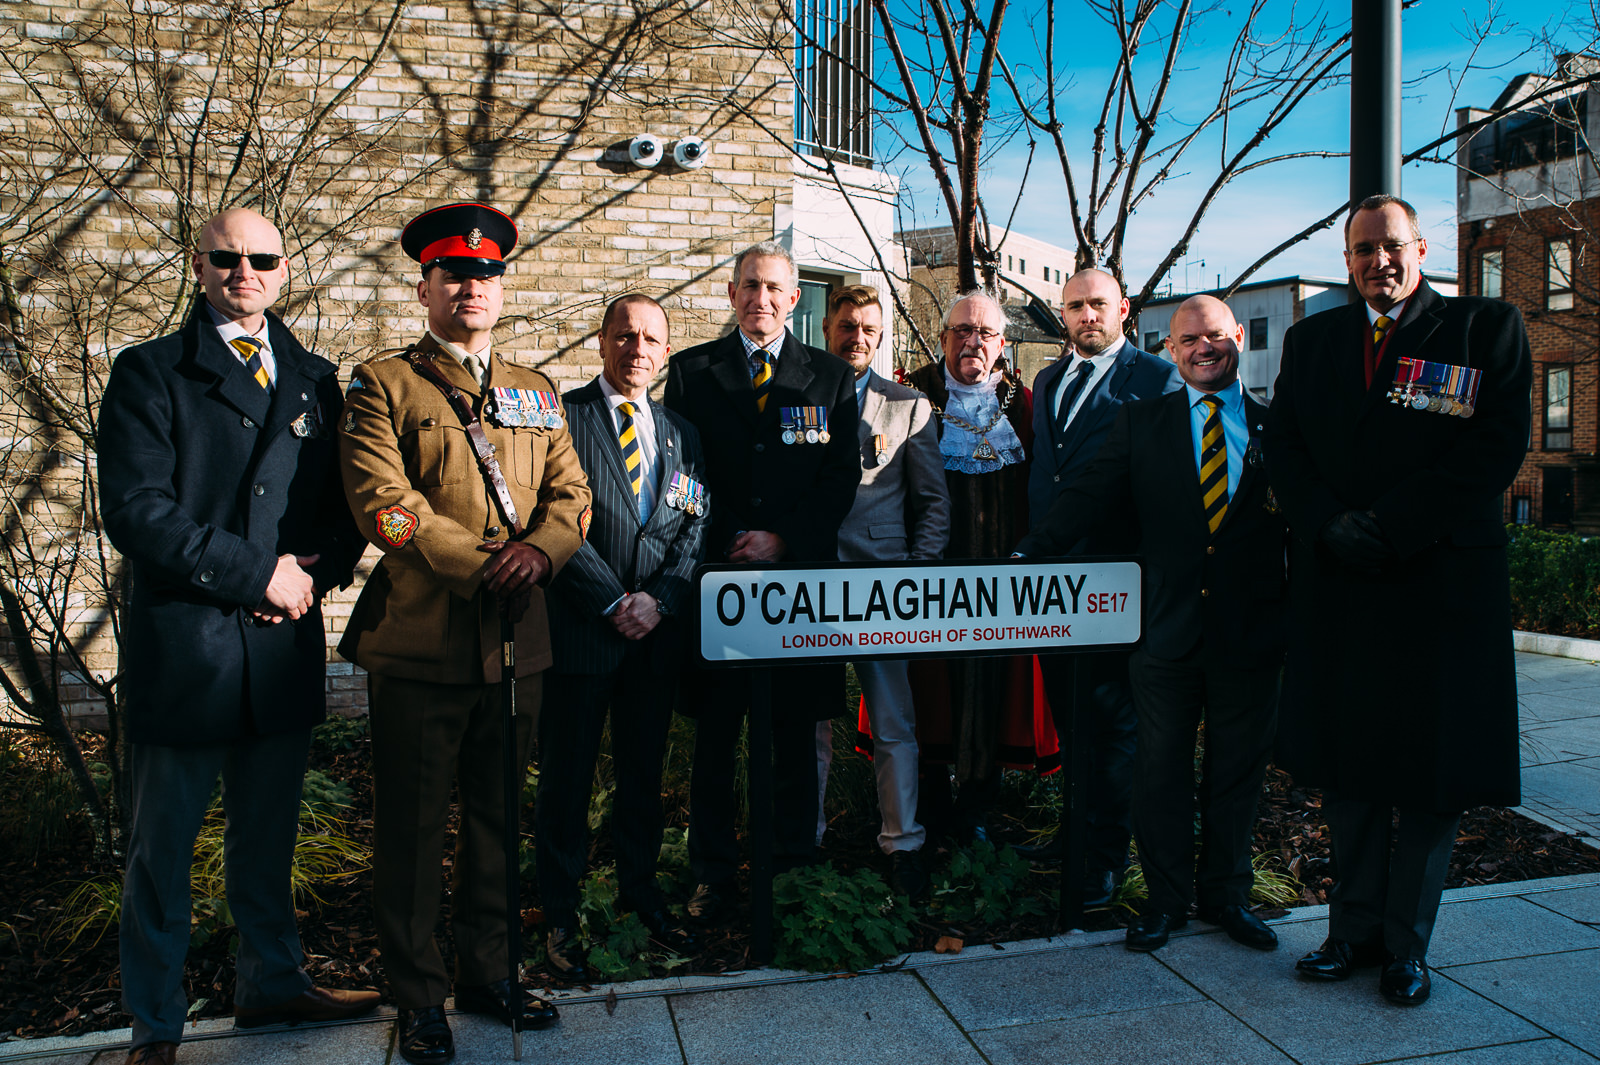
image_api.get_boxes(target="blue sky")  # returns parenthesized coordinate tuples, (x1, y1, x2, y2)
(884, 0, 1590, 293)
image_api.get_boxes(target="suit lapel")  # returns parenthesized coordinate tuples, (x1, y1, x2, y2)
(1221, 394, 1270, 530)
(1036, 355, 1069, 451)
(192, 314, 273, 424)
(582, 389, 638, 513)
(857, 376, 885, 443)
(770, 332, 816, 411)
(1161, 390, 1209, 534)
(644, 403, 683, 531)
(1363, 281, 1445, 417)
(709, 331, 760, 431)
(261, 325, 320, 442)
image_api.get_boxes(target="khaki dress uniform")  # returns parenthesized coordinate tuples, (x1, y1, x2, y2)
(339, 330, 590, 1009)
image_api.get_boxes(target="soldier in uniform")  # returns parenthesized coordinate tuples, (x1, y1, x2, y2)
(338, 203, 591, 1064)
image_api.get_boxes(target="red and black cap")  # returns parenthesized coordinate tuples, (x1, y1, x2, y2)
(401, 202, 517, 278)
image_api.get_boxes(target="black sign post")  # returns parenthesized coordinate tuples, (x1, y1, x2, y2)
(696, 557, 1142, 953)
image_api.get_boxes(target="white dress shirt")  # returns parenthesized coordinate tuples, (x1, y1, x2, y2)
(207, 302, 277, 387)
(597, 373, 660, 522)
(1054, 334, 1126, 426)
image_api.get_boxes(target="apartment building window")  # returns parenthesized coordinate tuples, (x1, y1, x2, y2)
(1479, 248, 1503, 299)
(1007, 255, 1012, 271)
(1468, 92, 1585, 176)
(1546, 364, 1572, 451)
(1249, 317, 1268, 351)
(1019, 259, 1026, 274)
(1548, 239, 1575, 311)
(1144, 331, 1161, 351)
(794, 0, 874, 166)
(1512, 494, 1532, 525)
(1055, 269, 1061, 284)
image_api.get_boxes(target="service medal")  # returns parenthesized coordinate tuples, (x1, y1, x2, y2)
(803, 428, 817, 444)
(1426, 395, 1442, 412)
(818, 430, 830, 444)
(782, 429, 797, 445)
(1410, 393, 1429, 410)
(1460, 404, 1475, 418)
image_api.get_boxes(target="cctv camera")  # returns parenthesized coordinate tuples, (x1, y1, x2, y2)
(671, 137, 709, 170)
(628, 134, 663, 169)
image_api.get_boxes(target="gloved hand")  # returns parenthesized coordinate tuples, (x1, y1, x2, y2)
(1319, 509, 1392, 571)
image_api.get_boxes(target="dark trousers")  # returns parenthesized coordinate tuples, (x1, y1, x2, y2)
(120, 730, 313, 1048)
(1128, 649, 1277, 915)
(688, 672, 820, 887)
(1324, 795, 1460, 961)
(536, 657, 675, 926)
(368, 673, 538, 1009)
(1039, 650, 1138, 876)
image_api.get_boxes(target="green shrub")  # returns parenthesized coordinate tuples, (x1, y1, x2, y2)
(567, 865, 688, 982)
(309, 715, 368, 753)
(1506, 525, 1600, 637)
(772, 862, 915, 972)
(928, 841, 1044, 925)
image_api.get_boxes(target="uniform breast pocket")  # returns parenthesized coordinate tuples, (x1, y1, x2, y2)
(511, 430, 547, 487)
(399, 419, 465, 487)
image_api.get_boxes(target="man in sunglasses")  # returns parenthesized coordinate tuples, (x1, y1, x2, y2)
(1266, 194, 1531, 1005)
(99, 208, 376, 1065)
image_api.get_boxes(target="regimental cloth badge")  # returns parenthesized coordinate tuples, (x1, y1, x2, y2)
(376, 503, 419, 548)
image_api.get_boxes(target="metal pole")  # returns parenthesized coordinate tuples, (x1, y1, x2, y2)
(1349, 0, 1402, 204)
(500, 614, 523, 1061)
(1058, 655, 1090, 930)
(749, 669, 775, 966)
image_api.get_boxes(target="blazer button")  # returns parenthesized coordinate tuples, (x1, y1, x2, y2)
(1200, 588, 1210, 598)
(1053, 475, 1060, 482)
(751, 496, 762, 507)
(755, 443, 765, 452)
(485, 526, 501, 537)
(253, 484, 265, 496)
(1206, 545, 1215, 555)
(1056, 442, 1063, 449)
(422, 418, 438, 428)
(199, 570, 214, 583)
(241, 416, 254, 429)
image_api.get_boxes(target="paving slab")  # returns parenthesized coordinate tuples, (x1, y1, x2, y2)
(972, 998, 1295, 1065)
(1387, 1039, 1600, 1063)
(669, 971, 982, 1065)
(1445, 948, 1600, 1057)
(1522, 762, 1600, 811)
(917, 939, 1204, 1030)
(441, 1000, 683, 1065)
(1522, 717, 1600, 756)
(1427, 895, 1600, 966)
(1157, 918, 1545, 1065)
(86, 1022, 393, 1065)
(1519, 691, 1600, 724)
(1523, 884, 1600, 925)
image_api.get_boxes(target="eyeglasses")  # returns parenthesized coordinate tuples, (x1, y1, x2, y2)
(1348, 239, 1419, 261)
(204, 249, 284, 271)
(946, 324, 1002, 343)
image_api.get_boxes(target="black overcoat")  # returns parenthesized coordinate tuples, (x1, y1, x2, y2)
(663, 329, 861, 720)
(1264, 280, 1531, 810)
(99, 302, 364, 746)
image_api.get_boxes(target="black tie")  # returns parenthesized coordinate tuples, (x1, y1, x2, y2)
(1054, 358, 1095, 434)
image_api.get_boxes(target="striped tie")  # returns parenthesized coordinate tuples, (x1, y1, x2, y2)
(750, 349, 774, 412)
(1199, 395, 1228, 535)
(618, 401, 643, 502)
(1372, 314, 1393, 347)
(231, 336, 271, 391)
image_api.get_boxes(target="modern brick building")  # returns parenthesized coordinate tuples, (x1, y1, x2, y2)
(1457, 54, 1599, 530)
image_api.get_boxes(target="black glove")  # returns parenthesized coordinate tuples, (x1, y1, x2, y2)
(1319, 509, 1392, 571)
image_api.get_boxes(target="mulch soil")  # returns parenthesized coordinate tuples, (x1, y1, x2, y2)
(3, 732, 1598, 1041)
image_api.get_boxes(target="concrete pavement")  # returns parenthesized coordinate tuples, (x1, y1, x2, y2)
(4, 648, 1598, 1065)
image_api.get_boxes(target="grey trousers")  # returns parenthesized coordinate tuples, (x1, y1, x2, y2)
(1324, 795, 1460, 960)
(120, 730, 313, 1048)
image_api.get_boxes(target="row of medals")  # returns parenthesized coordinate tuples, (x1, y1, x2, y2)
(1387, 386, 1475, 419)
(493, 392, 563, 429)
(781, 425, 831, 445)
(667, 489, 703, 516)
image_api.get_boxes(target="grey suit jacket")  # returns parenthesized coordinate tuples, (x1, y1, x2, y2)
(547, 379, 709, 675)
(837, 371, 951, 562)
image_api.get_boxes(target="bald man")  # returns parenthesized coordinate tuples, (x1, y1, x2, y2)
(1018, 296, 1286, 953)
(1021, 268, 1181, 905)
(100, 208, 375, 1064)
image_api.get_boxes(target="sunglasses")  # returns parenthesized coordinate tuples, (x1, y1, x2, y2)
(204, 249, 283, 271)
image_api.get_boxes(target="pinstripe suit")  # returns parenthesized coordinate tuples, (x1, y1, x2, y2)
(536, 378, 709, 922)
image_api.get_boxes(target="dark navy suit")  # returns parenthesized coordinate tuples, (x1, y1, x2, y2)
(1027, 341, 1181, 881)
(99, 300, 362, 1048)
(536, 379, 708, 923)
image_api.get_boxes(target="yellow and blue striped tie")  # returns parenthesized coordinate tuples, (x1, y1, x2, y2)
(1199, 395, 1228, 535)
(231, 336, 271, 392)
(618, 401, 643, 502)
(750, 349, 774, 412)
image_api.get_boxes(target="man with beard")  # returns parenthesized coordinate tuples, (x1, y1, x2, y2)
(1018, 269, 1180, 906)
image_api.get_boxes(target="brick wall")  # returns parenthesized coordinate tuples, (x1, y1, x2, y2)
(0, 0, 807, 722)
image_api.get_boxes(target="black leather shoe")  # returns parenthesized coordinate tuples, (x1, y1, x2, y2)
(1198, 904, 1278, 951)
(686, 882, 734, 926)
(1379, 957, 1431, 1005)
(1295, 937, 1387, 981)
(636, 907, 699, 953)
(1012, 838, 1064, 863)
(1082, 869, 1119, 909)
(1125, 911, 1187, 952)
(397, 1006, 453, 1065)
(545, 926, 590, 982)
(453, 979, 559, 1030)
(889, 850, 928, 898)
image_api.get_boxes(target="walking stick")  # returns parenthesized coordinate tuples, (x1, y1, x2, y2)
(501, 609, 523, 1061)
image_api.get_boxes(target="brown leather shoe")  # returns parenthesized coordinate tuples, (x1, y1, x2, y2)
(126, 1043, 178, 1065)
(234, 985, 381, 1028)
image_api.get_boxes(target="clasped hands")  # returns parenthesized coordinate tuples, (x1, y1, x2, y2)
(479, 539, 550, 623)
(609, 592, 662, 640)
(1319, 510, 1394, 571)
(253, 553, 321, 623)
